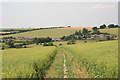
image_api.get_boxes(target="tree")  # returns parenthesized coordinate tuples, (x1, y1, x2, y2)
(6, 40, 15, 48)
(78, 30, 82, 36)
(48, 42, 54, 46)
(100, 24, 106, 29)
(92, 27, 98, 30)
(114, 25, 118, 28)
(106, 36, 110, 40)
(84, 41, 87, 43)
(59, 44, 62, 46)
(2, 46, 5, 50)
(74, 31, 79, 35)
(43, 42, 48, 46)
(82, 28, 89, 35)
(108, 24, 115, 28)
(68, 26, 71, 27)
(78, 36, 82, 40)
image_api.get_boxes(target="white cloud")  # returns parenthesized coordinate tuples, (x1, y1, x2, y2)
(90, 4, 116, 9)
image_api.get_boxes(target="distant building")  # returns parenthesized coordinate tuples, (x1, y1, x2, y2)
(28, 37, 34, 40)
(17, 37, 25, 40)
(52, 38, 61, 41)
(91, 34, 106, 39)
(17, 37, 28, 40)
(74, 35, 79, 38)
(91, 34, 115, 40)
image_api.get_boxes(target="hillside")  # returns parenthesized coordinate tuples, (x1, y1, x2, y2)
(2, 28, 82, 38)
(99, 28, 118, 35)
(2, 27, 118, 38)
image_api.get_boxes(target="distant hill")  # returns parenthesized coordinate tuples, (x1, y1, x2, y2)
(99, 28, 118, 35)
(2, 27, 118, 38)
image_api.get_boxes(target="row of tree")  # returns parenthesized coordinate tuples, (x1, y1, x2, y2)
(2, 37, 53, 49)
(61, 28, 98, 41)
(95, 24, 119, 29)
(32, 37, 52, 44)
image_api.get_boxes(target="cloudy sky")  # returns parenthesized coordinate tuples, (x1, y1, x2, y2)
(0, 0, 119, 28)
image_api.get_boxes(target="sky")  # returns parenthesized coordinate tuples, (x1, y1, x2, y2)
(0, 0, 119, 28)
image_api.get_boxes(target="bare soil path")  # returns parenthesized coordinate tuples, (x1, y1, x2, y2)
(63, 53, 67, 78)
(45, 47, 89, 78)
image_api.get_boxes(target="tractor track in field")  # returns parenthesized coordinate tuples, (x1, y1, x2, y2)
(63, 53, 67, 78)
(61, 47, 89, 78)
(45, 47, 88, 78)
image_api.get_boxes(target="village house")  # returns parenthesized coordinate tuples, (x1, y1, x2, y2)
(91, 34, 115, 40)
(74, 35, 79, 39)
(28, 37, 34, 40)
(91, 34, 106, 39)
(17, 37, 28, 40)
(52, 38, 61, 41)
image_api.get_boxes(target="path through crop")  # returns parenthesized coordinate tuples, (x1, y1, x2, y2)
(45, 47, 89, 78)
(63, 53, 67, 78)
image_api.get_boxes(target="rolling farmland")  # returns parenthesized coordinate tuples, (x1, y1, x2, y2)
(99, 28, 118, 35)
(2, 46, 57, 78)
(1, 27, 118, 78)
(2, 27, 92, 38)
(61, 40, 118, 78)
(2, 28, 81, 38)
(2, 28, 118, 38)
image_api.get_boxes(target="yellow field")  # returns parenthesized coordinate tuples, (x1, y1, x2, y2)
(61, 40, 118, 78)
(2, 46, 57, 78)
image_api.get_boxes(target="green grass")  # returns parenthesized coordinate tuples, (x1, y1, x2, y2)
(2, 46, 57, 78)
(61, 40, 118, 78)
(99, 28, 118, 35)
(61, 48, 88, 78)
(2, 29, 81, 38)
(45, 48, 64, 78)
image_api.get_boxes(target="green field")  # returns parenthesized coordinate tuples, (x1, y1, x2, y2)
(2, 29, 81, 38)
(1, 40, 118, 78)
(61, 40, 118, 78)
(1, 27, 119, 78)
(2, 46, 57, 78)
(99, 28, 118, 35)
(2, 28, 118, 38)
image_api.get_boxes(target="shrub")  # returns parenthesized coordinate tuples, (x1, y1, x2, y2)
(24, 46, 27, 48)
(84, 41, 87, 43)
(36, 42, 39, 45)
(43, 42, 54, 46)
(67, 42, 72, 45)
(15, 44, 23, 48)
(2, 47, 5, 50)
(48, 42, 53, 46)
(59, 44, 62, 46)
(43, 42, 48, 46)
(67, 40, 76, 45)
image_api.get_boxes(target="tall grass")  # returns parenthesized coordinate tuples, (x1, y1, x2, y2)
(62, 40, 118, 78)
(2, 46, 57, 78)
